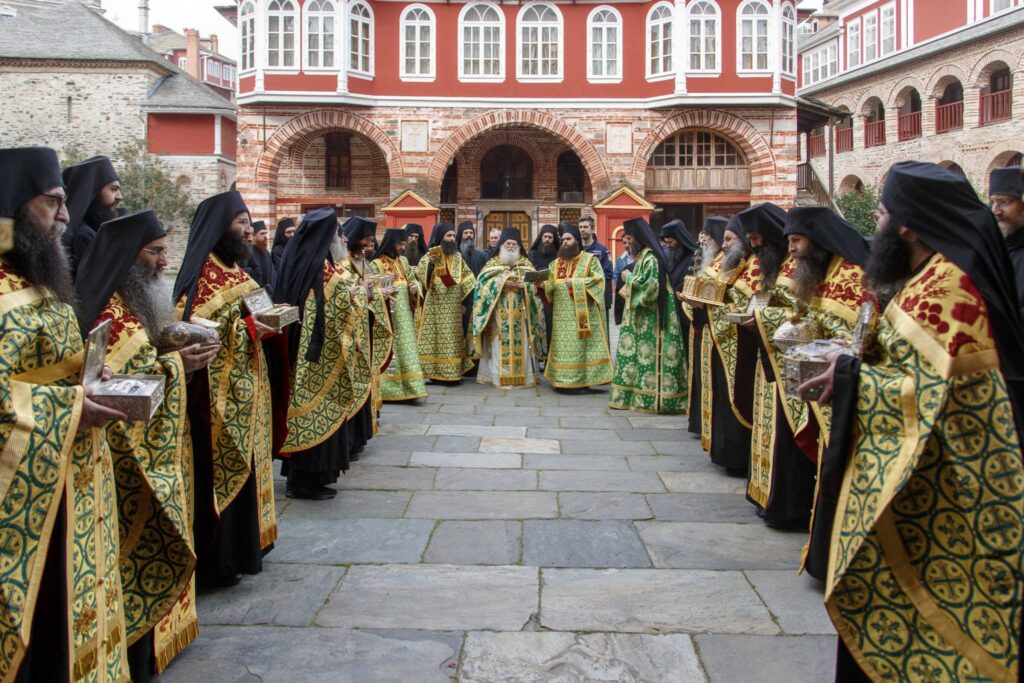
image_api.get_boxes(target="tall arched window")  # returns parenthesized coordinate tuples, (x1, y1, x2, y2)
(688, 1, 719, 72)
(401, 5, 435, 80)
(781, 3, 796, 76)
(646, 3, 673, 79)
(556, 150, 586, 202)
(518, 4, 561, 80)
(267, 0, 297, 68)
(349, 1, 373, 75)
(587, 7, 621, 81)
(481, 145, 533, 199)
(738, 0, 770, 73)
(240, 1, 255, 71)
(305, 0, 335, 69)
(460, 2, 504, 81)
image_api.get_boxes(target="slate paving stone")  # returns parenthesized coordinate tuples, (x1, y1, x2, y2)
(426, 424, 526, 438)
(356, 448, 413, 466)
(423, 521, 522, 565)
(429, 435, 481, 452)
(521, 454, 629, 470)
(318, 564, 538, 629)
(406, 491, 559, 519)
(474, 406, 542, 416)
(282, 490, 412, 519)
(159, 626, 462, 683)
(616, 428, 691, 441)
(525, 428, 622, 441)
(433, 468, 538, 491)
(558, 492, 652, 520)
(494, 415, 562, 428)
(561, 439, 655, 456)
(650, 440, 699, 456)
(645, 493, 759, 523)
(365, 435, 434, 453)
(558, 416, 633, 429)
(197, 563, 345, 626)
(522, 520, 651, 568)
(540, 568, 778, 634)
(420, 413, 494, 426)
(376, 423, 430, 435)
(271, 517, 433, 564)
(695, 634, 836, 683)
(410, 451, 521, 469)
(540, 471, 665, 493)
(480, 436, 560, 453)
(459, 632, 707, 683)
(636, 522, 807, 570)
(625, 415, 691, 429)
(745, 570, 836, 635)
(626, 455, 717, 472)
(659, 470, 749, 494)
(336, 466, 436, 490)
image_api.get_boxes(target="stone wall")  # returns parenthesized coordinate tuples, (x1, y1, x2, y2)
(158, 155, 237, 270)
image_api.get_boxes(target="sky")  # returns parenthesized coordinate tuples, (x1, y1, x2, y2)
(102, 0, 240, 60)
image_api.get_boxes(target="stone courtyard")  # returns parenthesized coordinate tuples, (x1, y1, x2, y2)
(162, 377, 837, 682)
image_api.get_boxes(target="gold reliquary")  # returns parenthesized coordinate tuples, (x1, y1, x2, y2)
(82, 319, 166, 422)
(681, 274, 729, 306)
(242, 288, 300, 331)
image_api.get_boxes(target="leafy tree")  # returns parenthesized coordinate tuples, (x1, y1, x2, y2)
(835, 183, 879, 237)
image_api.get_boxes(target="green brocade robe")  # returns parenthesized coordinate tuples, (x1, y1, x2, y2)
(610, 248, 687, 413)
(0, 260, 129, 682)
(470, 256, 546, 388)
(543, 252, 613, 388)
(415, 251, 475, 381)
(370, 255, 426, 401)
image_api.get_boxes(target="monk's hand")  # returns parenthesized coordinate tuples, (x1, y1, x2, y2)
(408, 281, 418, 295)
(796, 356, 839, 405)
(101, 365, 114, 381)
(78, 393, 126, 433)
(253, 318, 277, 338)
(739, 315, 757, 329)
(179, 343, 219, 373)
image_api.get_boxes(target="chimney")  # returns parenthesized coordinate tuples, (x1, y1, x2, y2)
(138, 0, 149, 33)
(185, 28, 200, 78)
(210, 34, 219, 54)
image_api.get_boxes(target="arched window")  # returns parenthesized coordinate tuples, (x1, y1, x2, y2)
(440, 162, 458, 204)
(460, 2, 504, 80)
(518, 4, 561, 80)
(556, 150, 586, 202)
(647, 3, 673, 78)
(587, 7, 621, 81)
(267, 0, 297, 68)
(240, 1, 255, 71)
(688, 1, 719, 73)
(738, 0, 770, 73)
(401, 5, 435, 80)
(650, 131, 745, 167)
(349, 1, 373, 75)
(781, 3, 796, 76)
(481, 145, 532, 199)
(305, 0, 335, 69)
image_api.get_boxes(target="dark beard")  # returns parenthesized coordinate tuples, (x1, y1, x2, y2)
(754, 244, 785, 289)
(792, 246, 833, 305)
(558, 242, 581, 260)
(667, 247, 685, 269)
(405, 240, 422, 265)
(540, 243, 557, 259)
(119, 260, 173, 338)
(628, 241, 642, 257)
(865, 223, 913, 306)
(7, 208, 76, 304)
(84, 197, 118, 229)
(441, 240, 457, 255)
(213, 231, 252, 266)
(722, 243, 748, 271)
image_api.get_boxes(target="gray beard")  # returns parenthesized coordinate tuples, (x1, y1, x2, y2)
(500, 245, 521, 267)
(699, 244, 720, 273)
(404, 240, 421, 265)
(330, 239, 349, 263)
(792, 249, 832, 305)
(120, 261, 174, 339)
(722, 243, 747, 271)
(460, 240, 475, 259)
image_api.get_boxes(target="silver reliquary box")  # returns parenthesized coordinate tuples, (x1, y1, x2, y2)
(782, 339, 849, 402)
(723, 291, 772, 324)
(155, 318, 222, 354)
(242, 288, 300, 331)
(82, 320, 166, 422)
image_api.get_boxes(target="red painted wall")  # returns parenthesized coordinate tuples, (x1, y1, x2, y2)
(148, 114, 215, 155)
(221, 117, 237, 160)
(914, 1, 966, 42)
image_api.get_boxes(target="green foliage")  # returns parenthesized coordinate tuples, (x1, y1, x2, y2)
(835, 183, 879, 237)
(60, 139, 194, 226)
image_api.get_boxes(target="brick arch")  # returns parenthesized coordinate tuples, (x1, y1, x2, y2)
(968, 49, 1017, 86)
(855, 93, 886, 117)
(924, 64, 968, 99)
(885, 76, 925, 109)
(987, 149, 1024, 174)
(428, 110, 609, 193)
(461, 131, 547, 171)
(631, 110, 775, 184)
(255, 109, 403, 193)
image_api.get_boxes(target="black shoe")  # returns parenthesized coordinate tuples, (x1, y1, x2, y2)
(199, 571, 242, 589)
(286, 485, 335, 500)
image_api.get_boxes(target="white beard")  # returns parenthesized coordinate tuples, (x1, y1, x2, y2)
(699, 243, 720, 274)
(330, 237, 349, 263)
(500, 245, 520, 267)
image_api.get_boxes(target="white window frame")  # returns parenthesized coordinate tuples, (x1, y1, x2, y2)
(687, 0, 721, 75)
(737, 0, 771, 75)
(304, 0, 336, 71)
(880, 2, 896, 56)
(516, 3, 562, 82)
(458, 2, 505, 83)
(349, 0, 373, 77)
(178, 56, 187, 70)
(846, 18, 861, 70)
(266, 0, 297, 69)
(400, 4, 436, 81)
(646, 2, 673, 81)
(586, 6, 622, 83)
(780, 3, 796, 76)
(863, 11, 878, 62)
(239, 0, 256, 72)
(991, 0, 1014, 13)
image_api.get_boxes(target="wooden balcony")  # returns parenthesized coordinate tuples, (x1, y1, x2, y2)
(981, 89, 1012, 125)
(864, 120, 886, 148)
(897, 111, 921, 141)
(808, 133, 826, 158)
(935, 100, 963, 133)
(835, 127, 853, 153)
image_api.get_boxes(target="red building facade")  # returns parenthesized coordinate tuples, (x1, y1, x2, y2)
(233, 0, 801, 254)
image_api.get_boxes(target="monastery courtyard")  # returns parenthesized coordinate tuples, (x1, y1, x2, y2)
(163, 370, 837, 681)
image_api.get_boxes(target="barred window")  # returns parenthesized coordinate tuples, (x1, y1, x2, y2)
(650, 131, 745, 167)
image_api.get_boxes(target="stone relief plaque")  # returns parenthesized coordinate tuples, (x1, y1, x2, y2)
(401, 121, 429, 152)
(606, 123, 632, 155)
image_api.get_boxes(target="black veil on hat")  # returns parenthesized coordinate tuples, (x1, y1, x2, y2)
(172, 190, 249, 320)
(342, 215, 377, 247)
(428, 222, 456, 248)
(735, 203, 787, 248)
(660, 219, 698, 290)
(274, 207, 338, 364)
(74, 209, 166, 337)
(273, 218, 295, 248)
(497, 227, 525, 254)
(702, 215, 729, 248)
(557, 221, 575, 237)
(622, 216, 671, 323)
(882, 161, 1024, 388)
(62, 155, 118, 234)
(0, 146, 63, 217)
(252, 220, 268, 234)
(371, 228, 407, 261)
(560, 223, 582, 244)
(457, 220, 475, 238)
(784, 207, 869, 267)
(530, 224, 559, 251)
(989, 166, 1024, 198)
(404, 223, 427, 252)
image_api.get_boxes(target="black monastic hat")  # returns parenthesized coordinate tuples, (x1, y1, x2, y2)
(784, 206, 869, 266)
(0, 147, 63, 218)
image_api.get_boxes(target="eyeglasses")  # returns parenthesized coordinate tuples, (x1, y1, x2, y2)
(869, 207, 889, 223)
(141, 247, 168, 257)
(991, 197, 1019, 210)
(40, 193, 69, 211)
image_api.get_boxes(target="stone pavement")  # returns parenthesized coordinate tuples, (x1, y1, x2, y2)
(162, 381, 837, 682)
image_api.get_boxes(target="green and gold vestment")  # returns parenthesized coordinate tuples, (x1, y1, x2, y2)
(415, 250, 475, 381)
(543, 252, 612, 389)
(370, 255, 426, 401)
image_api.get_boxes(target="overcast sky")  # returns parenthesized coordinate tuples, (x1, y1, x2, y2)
(102, 0, 240, 60)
